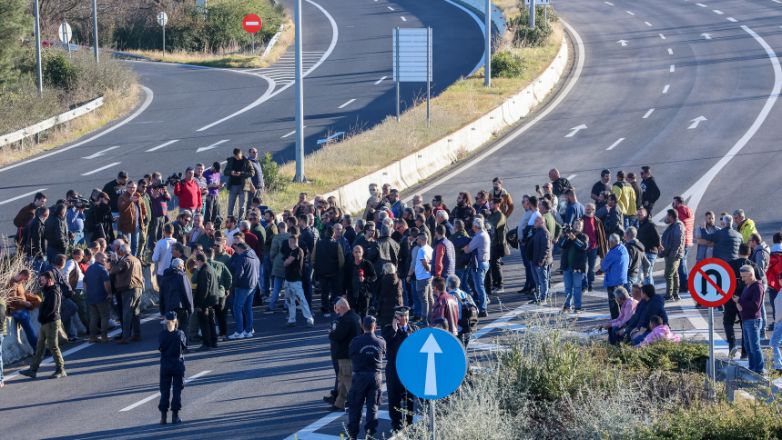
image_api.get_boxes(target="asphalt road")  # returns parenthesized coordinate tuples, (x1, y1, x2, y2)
(0, 0, 484, 233)
(3, 0, 782, 438)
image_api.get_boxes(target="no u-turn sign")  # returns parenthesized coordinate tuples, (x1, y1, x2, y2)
(688, 258, 737, 308)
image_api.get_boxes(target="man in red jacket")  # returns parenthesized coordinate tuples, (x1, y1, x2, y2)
(430, 277, 459, 335)
(672, 196, 694, 293)
(174, 168, 203, 213)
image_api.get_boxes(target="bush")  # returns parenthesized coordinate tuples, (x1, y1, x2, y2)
(43, 52, 79, 91)
(491, 51, 525, 78)
(607, 341, 709, 373)
(511, 5, 556, 47)
(261, 152, 287, 193)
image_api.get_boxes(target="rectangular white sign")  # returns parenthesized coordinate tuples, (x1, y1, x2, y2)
(524, 0, 551, 5)
(392, 28, 433, 83)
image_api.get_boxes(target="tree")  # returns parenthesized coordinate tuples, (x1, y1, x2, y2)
(0, 0, 31, 85)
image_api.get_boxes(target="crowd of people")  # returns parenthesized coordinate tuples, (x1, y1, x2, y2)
(1, 150, 780, 434)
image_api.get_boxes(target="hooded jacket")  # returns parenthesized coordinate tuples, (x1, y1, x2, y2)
(625, 239, 647, 280)
(230, 249, 260, 289)
(159, 267, 194, 314)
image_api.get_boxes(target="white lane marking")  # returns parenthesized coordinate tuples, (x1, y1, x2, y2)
(701, 33, 712, 40)
(773, 0, 782, 4)
(667, 48, 674, 55)
(401, 16, 407, 22)
(606, 137, 626, 151)
(146, 139, 179, 152)
(566, 174, 577, 180)
(0, 188, 48, 206)
(404, 19, 585, 201)
(625, 10, 635, 15)
(0, 86, 153, 175)
(652, 25, 781, 222)
(688, 115, 708, 129)
(281, 127, 305, 139)
(82, 145, 120, 159)
(604, 1, 614, 5)
(374, 76, 387, 85)
(119, 370, 212, 412)
(338, 98, 357, 109)
(727, 17, 738, 22)
(196, 0, 339, 132)
(387, 6, 395, 11)
(196, 139, 230, 153)
(81, 162, 121, 176)
(565, 124, 587, 138)
(670, 64, 676, 72)
(662, 84, 670, 94)
(645, 21, 653, 27)
(659, 33, 667, 40)
(617, 40, 629, 47)
(713, 9, 724, 15)
(643, 108, 656, 119)
(696, 2, 707, 7)
(6, 316, 158, 382)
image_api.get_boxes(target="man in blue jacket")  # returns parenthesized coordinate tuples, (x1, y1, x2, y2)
(601, 233, 629, 319)
(159, 258, 194, 345)
(229, 242, 260, 339)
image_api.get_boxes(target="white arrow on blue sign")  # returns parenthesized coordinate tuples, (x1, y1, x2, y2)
(396, 328, 467, 400)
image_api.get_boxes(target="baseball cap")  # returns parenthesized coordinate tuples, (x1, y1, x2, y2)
(362, 315, 377, 328)
(165, 311, 177, 321)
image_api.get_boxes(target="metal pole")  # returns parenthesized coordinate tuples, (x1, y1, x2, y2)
(426, 27, 431, 124)
(33, 0, 43, 96)
(544, 4, 548, 23)
(162, 24, 166, 56)
(251, 34, 255, 54)
(484, 0, 491, 87)
(92, 0, 99, 62)
(708, 307, 715, 383)
(529, 0, 536, 28)
(293, 0, 305, 182)
(395, 27, 400, 122)
(63, 21, 71, 59)
(429, 400, 436, 440)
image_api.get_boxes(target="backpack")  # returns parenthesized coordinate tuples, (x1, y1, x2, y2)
(454, 291, 479, 332)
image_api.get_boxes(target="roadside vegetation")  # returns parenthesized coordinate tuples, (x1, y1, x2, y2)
(263, 5, 563, 213)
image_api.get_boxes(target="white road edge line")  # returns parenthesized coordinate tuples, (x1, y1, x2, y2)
(662, 84, 670, 94)
(403, 19, 585, 201)
(82, 145, 120, 159)
(604, 1, 614, 5)
(0, 86, 154, 174)
(696, 2, 708, 7)
(81, 162, 121, 176)
(119, 370, 212, 412)
(375, 75, 387, 85)
(146, 139, 179, 152)
(338, 98, 356, 109)
(642, 108, 655, 119)
(606, 137, 626, 151)
(387, 6, 395, 11)
(713, 9, 724, 14)
(0, 188, 48, 206)
(196, 139, 230, 153)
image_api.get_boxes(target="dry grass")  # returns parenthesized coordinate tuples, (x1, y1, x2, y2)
(494, 0, 523, 20)
(0, 252, 36, 303)
(126, 18, 294, 69)
(263, 22, 563, 213)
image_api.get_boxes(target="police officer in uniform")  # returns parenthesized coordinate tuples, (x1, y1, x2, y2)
(382, 306, 418, 432)
(347, 315, 386, 439)
(159, 311, 187, 425)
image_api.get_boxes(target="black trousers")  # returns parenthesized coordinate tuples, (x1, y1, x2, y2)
(159, 370, 184, 412)
(723, 300, 746, 356)
(486, 247, 504, 289)
(175, 309, 191, 345)
(319, 275, 341, 313)
(197, 306, 217, 348)
(386, 369, 414, 431)
(302, 263, 314, 307)
(215, 297, 228, 337)
(347, 373, 382, 439)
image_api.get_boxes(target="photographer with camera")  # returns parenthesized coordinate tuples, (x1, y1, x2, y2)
(117, 180, 148, 257)
(173, 168, 202, 214)
(558, 219, 589, 313)
(84, 191, 114, 244)
(66, 190, 87, 247)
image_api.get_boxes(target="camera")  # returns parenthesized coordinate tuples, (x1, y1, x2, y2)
(68, 194, 92, 210)
(562, 224, 574, 236)
(165, 172, 183, 187)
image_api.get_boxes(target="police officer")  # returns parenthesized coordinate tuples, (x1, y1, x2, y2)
(159, 311, 187, 425)
(382, 306, 418, 432)
(347, 315, 386, 439)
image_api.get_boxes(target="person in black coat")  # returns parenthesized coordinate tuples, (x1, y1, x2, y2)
(24, 207, 49, 262)
(193, 253, 219, 350)
(328, 298, 361, 410)
(44, 203, 69, 263)
(160, 259, 194, 344)
(558, 219, 588, 312)
(376, 265, 404, 327)
(346, 246, 377, 317)
(158, 311, 187, 425)
(382, 307, 418, 432)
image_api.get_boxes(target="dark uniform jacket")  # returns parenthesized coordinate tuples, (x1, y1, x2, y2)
(349, 332, 386, 374)
(25, 216, 46, 258)
(160, 268, 194, 315)
(377, 274, 404, 327)
(382, 323, 418, 375)
(159, 329, 187, 374)
(329, 310, 361, 359)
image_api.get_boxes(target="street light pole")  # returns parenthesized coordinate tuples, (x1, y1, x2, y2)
(529, 0, 536, 28)
(33, 0, 43, 96)
(92, 0, 99, 62)
(293, 0, 305, 182)
(484, 0, 491, 87)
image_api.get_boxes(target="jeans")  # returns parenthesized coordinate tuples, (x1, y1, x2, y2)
(585, 248, 598, 290)
(563, 269, 584, 309)
(13, 309, 38, 348)
(470, 261, 490, 312)
(46, 246, 66, 264)
(267, 276, 284, 311)
(148, 216, 165, 245)
(742, 318, 764, 373)
(228, 185, 248, 219)
(71, 231, 85, 247)
(285, 281, 314, 323)
(532, 265, 550, 302)
(521, 249, 534, 290)
(455, 269, 470, 296)
(121, 288, 142, 339)
(677, 246, 691, 291)
(0, 334, 4, 384)
(410, 278, 422, 318)
(771, 322, 782, 369)
(643, 252, 657, 286)
(606, 286, 620, 319)
(770, 288, 779, 331)
(120, 230, 140, 257)
(232, 287, 254, 334)
(416, 278, 434, 321)
(664, 256, 681, 299)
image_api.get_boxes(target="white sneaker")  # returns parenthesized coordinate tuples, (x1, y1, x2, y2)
(306, 319, 315, 327)
(228, 332, 244, 340)
(243, 331, 254, 338)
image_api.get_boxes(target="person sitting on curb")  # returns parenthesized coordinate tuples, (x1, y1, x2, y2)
(638, 315, 681, 347)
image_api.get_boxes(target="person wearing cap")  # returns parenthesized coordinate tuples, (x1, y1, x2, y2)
(347, 315, 386, 439)
(382, 306, 417, 431)
(19, 271, 66, 379)
(159, 258, 194, 345)
(158, 311, 187, 424)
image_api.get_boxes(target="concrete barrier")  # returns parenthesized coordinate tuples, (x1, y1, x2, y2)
(324, 34, 569, 214)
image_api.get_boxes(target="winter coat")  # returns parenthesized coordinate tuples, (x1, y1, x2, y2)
(625, 239, 647, 281)
(558, 232, 588, 272)
(531, 227, 552, 267)
(117, 192, 148, 234)
(636, 219, 661, 254)
(44, 214, 68, 253)
(208, 259, 233, 298)
(700, 227, 741, 262)
(660, 221, 685, 259)
(329, 309, 361, 359)
(194, 263, 220, 308)
(270, 232, 290, 278)
(25, 216, 46, 258)
(601, 243, 629, 288)
(159, 267, 194, 314)
(229, 249, 260, 290)
(377, 273, 403, 327)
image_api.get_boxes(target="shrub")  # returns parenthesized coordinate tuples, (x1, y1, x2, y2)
(43, 52, 79, 91)
(511, 5, 556, 47)
(608, 341, 709, 373)
(491, 51, 525, 78)
(261, 152, 287, 193)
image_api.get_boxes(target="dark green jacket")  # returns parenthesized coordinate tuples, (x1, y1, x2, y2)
(209, 259, 233, 298)
(194, 264, 220, 308)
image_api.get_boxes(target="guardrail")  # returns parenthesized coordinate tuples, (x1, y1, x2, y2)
(0, 96, 104, 149)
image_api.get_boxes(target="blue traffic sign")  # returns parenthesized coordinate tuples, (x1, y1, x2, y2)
(395, 328, 467, 400)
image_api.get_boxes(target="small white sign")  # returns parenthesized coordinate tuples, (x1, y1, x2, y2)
(58, 22, 72, 44)
(157, 11, 169, 27)
(392, 28, 433, 83)
(524, 0, 551, 5)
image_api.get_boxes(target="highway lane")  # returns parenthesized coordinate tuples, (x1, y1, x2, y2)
(0, 0, 484, 234)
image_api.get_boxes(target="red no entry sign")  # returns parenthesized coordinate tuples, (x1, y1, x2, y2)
(242, 14, 263, 34)
(688, 258, 737, 307)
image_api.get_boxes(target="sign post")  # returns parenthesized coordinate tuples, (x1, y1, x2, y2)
(33, 0, 43, 96)
(293, 0, 305, 182)
(92, 0, 99, 62)
(242, 14, 263, 54)
(396, 328, 468, 440)
(688, 258, 737, 387)
(59, 21, 73, 58)
(392, 28, 434, 124)
(157, 12, 169, 56)
(484, 0, 491, 88)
